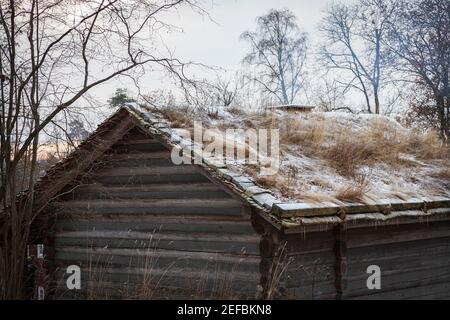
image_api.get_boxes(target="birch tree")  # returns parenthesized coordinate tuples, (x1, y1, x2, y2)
(0, 0, 203, 299)
(240, 9, 308, 105)
(320, 0, 398, 114)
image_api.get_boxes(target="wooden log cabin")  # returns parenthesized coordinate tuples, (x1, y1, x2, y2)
(29, 104, 450, 300)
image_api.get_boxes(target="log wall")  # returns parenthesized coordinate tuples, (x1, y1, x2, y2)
(43, 124, 450, 300)
(49, 127, 261, 299)
(276, 220, 450, 300)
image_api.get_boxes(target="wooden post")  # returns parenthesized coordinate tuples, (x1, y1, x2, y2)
(334, 225, 347, 300)
(27, 244, 46, 300)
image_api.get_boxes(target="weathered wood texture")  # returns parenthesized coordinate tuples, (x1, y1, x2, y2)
(42, 122, 450, 300)
(32, 109, 135, 213)
(277, 221, 450, 300)
(48, 127, 260, 299)
(345, 222, 450, 300)
(278, 231, 337, 300)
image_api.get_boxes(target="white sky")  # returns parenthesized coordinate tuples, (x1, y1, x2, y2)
(164, 0, 329, 70)
(92, 0, 335, 104)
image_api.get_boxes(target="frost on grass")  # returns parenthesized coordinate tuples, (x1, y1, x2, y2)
(152, 105, 450, 205)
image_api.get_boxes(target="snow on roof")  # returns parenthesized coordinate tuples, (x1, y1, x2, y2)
(124, 103, 450, 225)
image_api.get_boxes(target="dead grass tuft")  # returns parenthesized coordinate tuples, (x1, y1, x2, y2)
(335, 174, 371, 203)
(255, 175, 278, 189)
(322, 118, 447, 177)
(403, 130, 449, 160)
(432, 168, 450, 180)
(325, 135, 377, 177)
(154, 106, 194, 128)
(279, 116, 325, 152)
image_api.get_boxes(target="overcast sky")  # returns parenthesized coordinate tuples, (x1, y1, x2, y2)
(92, 0, 339, 105)
(165, 0, 330, 70)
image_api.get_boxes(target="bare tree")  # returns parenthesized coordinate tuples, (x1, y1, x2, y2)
(387, 0, 450, 141)
(0, 0, 204, 299)
(320, 0, 398, 114)
(314, 76, 353, 113)
(240, 9, 308, 105)
(211, 75, 241, 107)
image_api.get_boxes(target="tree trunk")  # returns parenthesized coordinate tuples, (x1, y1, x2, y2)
(436, 94, 448, 141)
(374, 29, 381, 115)
(374, 89, 380, 115)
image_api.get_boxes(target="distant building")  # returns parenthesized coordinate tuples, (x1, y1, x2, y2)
(268, 104, 315, 113)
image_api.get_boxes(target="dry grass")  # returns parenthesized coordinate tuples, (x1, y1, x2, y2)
(432, 168, 450, 180)
(147, 105, 449, 203)
(153, 105, 194, 128)
(265, 243, 291, 300)
(52, 235, 265, 300)
(255, 175, 278, 189)
(403, 130, 449, 160)
(335, 174, 371, 203)
(279, 116, 325, 152)
(325, 135, 377, 177)
(324, 120, 449, 177)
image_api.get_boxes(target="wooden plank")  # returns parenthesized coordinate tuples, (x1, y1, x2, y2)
(53, 265, 260, 285)
(283, 286, 337, 300)
(347, 246, 450, 279)
(55, 213, 249, 223)
(192, 165, 254, 210)
(67, 190, 231, 201)
(53, 230, 260, 254)
(55, 230, 259, 242)
(344, 209, 450, 229)
(283, 284, 337, 300)
(55, 215, 253, 231)
(51, 273, 259, 300)
(57, 207, 244, 216)
(283, 231, 335, 255)
(101, 151, 172, 160)
(119, 127, 155, 140)
(346, 222, 450, 248)
(73, 183, 224, 193)
(65, 183, 229, 200)
(52, 266, 260, 292)
(96, 158, 175, 168)
(272, 203, 341, 218)
(347, 237, 450, 263)
(348, 276, 450, 300)
(110, 142, 168, 153)
(54, 247, 261, 272)
(54, 237, 260, 255)
(115, 138, 159, 145)
(345, 265, 450, 297)
(284, 251, 336, 283)
(272, 198, 450, 218)
(58, 198, 242, 209)
(92, 174, 210, 185)
(93, 165, 199, 177)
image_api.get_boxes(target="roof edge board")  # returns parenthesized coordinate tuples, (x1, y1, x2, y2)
(272, 197, 450, 219)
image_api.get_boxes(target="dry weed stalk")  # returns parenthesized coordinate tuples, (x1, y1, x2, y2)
(336, 174, 371, 203)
